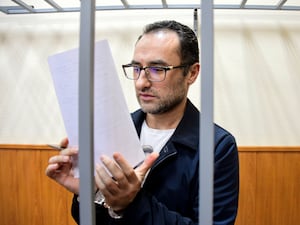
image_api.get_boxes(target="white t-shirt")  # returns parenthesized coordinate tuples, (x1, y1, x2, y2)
(140, 120, 175, 154)
(139, 120, 175, 186)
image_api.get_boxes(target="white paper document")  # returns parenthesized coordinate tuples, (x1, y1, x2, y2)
(48, 40, 145, 177)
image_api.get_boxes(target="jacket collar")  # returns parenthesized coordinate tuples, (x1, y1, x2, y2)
(131, 99, 199, 153)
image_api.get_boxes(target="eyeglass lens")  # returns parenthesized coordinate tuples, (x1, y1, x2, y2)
(126, 66, 165, 81)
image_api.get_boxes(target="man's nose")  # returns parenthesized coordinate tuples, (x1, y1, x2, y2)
(135, 70, 151, 87)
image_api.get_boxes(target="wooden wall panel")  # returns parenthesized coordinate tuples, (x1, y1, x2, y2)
(0, 149, 18, 225)
(256, 152, 300, 225)
(235, 152, 256, 225)
(0, 145, 76, 225)
(39, 150, 76, 225)
(0, 145, 299, 225)
(236, 147, 300, 225)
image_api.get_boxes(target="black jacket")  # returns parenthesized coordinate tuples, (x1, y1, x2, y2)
(71, 99, 239, 225)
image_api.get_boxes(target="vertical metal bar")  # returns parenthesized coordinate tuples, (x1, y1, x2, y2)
(199, 0, 214, 225)
(240, 0, 248, 8)
(161, 0, 168, 8)
(78, 1, 96, 225)
(120, 0, 129, 8)
(193, 8, 198, 37)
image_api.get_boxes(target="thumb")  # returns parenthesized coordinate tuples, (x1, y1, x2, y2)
(135, 152, 159, 180)
(60, 137, 69, 148)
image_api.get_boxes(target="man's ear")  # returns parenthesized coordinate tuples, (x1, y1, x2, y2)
(187, 62, 200, 85)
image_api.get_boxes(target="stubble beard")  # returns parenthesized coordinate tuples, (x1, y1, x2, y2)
(137, 86, 186, 115)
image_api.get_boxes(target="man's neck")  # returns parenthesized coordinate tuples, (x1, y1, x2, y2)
(145, 99, 187, 130)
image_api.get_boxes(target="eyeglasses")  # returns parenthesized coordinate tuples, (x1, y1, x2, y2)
(122, 64, 187, 82)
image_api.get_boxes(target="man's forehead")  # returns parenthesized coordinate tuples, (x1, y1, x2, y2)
(135, 31, 180, 54)
(132, 30, 181, 64)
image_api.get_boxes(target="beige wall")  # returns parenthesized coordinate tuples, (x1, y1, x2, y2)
(0, 9, 299, 145)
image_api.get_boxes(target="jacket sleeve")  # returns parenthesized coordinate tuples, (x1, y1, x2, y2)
(213, 132, 239, 225)
(71, 194, 112, 225)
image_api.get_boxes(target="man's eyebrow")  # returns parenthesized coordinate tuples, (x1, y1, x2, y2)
(131, 60, 140, 65)
(149, 60, 168, 66)
(131, 59, 168, 66)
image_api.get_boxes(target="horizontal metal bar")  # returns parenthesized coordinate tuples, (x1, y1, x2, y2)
(1, 4, 300, 14)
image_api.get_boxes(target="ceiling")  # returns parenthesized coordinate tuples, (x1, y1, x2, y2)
(1, 0, 300, 15)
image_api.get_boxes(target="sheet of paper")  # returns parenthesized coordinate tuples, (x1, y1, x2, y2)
(48, 40, 145, 177)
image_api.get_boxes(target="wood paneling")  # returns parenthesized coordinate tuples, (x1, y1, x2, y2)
(0, 145, 299, 225)
(0, 148, 18, 225)
(255, 152, 300, 225)
(235, 152, 256, 225)
(0, 145, 76, 225)
(236, 147, 300, 225)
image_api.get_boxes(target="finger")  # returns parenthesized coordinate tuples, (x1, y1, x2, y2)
(60, 137, 69, 148)
(100, 155, 130, 190)
(112, 152, 136, 183)
(48, 155, 70, 164)
(112, 152, 131, 171)
(45, 163, 60, 177)
(95, 164, 106, 190)
(60, 147, 78, 156)
(100, 155, 126, 182)
(95, 163, 119, 196)
(136, 152, 159, 176)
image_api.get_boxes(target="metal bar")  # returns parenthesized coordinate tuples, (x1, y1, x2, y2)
(161, 0, 168, 8)
(276, 0, 288, 9)
(2, 4, 300, 14)
(199, 0, 214, 224)
(193, 8, 198, 37)
(0, 6, 17, 14)
(240, 0, 248, 8)
(120, 0, 129, 8)
(78, 0, 96, 225)
(44, 0, 63, 12)
(11, 0, 34, 12)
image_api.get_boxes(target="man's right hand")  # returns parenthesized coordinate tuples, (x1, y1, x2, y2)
(45, 138, 79, 194)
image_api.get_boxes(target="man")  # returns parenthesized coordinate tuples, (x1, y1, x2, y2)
(46, 20, 239, 225)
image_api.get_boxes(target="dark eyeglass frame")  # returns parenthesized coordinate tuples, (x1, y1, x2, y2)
(122, 63, 188, 82)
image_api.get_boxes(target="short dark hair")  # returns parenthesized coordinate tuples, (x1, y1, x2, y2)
(138, 20, 199, 74)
